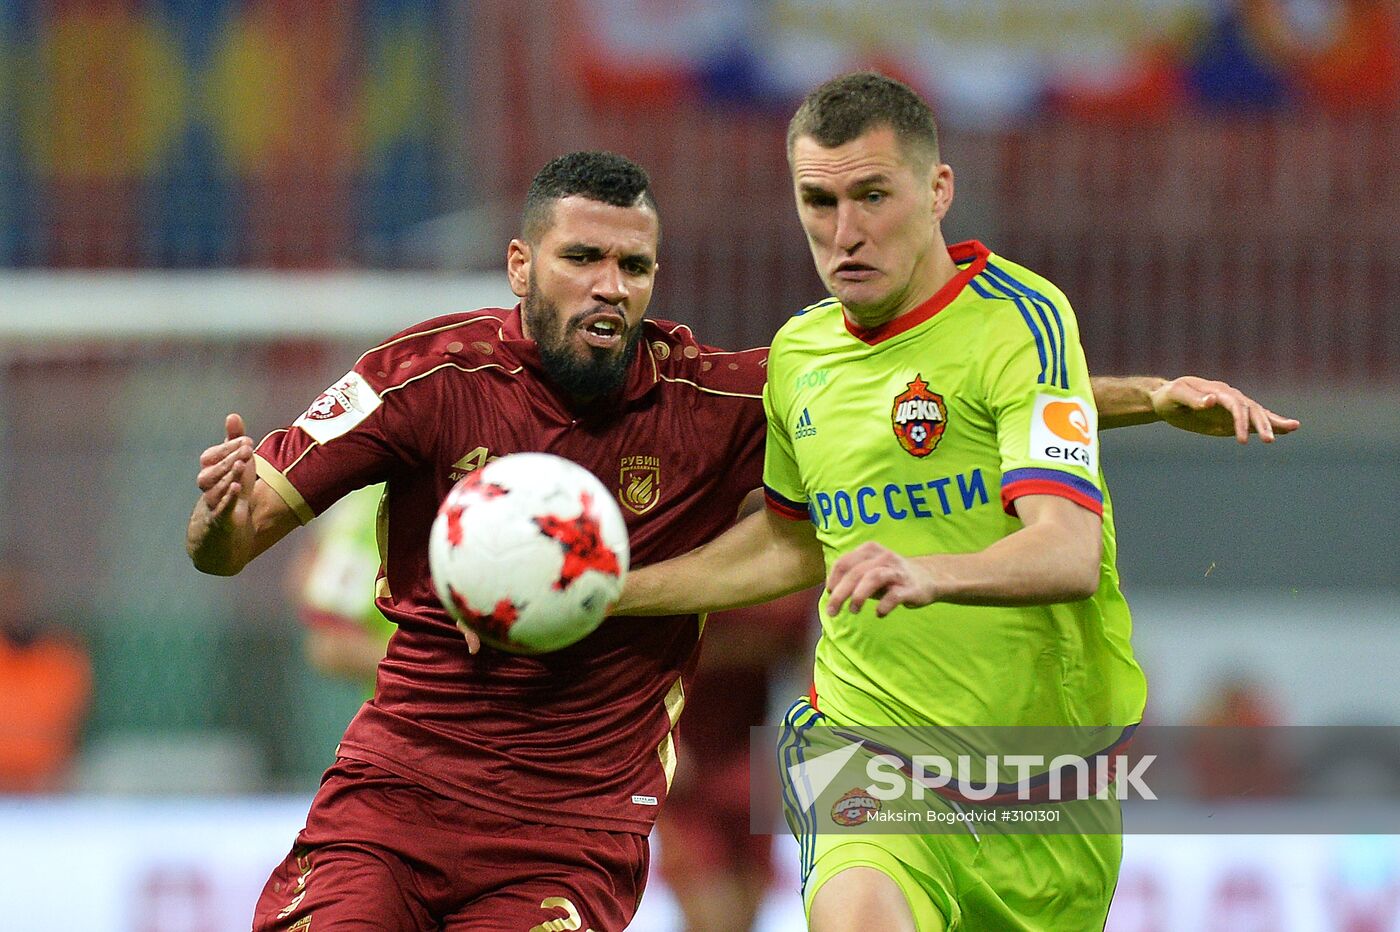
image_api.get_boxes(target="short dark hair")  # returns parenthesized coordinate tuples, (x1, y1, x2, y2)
(521, 151, 659, 243)
(787, 72, 940, 169)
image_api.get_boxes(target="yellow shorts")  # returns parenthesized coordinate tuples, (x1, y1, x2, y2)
(783, 700, 1123, 931)
(802, 826, 1121, 931)
(802, 836, 956, 931)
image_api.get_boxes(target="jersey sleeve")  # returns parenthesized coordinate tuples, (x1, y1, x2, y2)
(761, 377, 808, 521)
(255, 357, 430, 524)
(981, 291, 1104, 518)
(694, 341, 769, 501)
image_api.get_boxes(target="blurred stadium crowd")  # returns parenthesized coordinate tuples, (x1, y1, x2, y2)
(0, 2, 1395, 930)
(0, 0, 1394, 368)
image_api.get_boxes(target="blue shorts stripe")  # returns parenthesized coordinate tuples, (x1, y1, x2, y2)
(776, 702, 807, 880)
(778, 698, 825, 889)
(777, 710, 811, 885)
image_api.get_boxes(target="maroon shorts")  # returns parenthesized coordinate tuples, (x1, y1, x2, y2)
(253, 759, 649, 931)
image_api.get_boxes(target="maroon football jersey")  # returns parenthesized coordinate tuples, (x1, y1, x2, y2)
(255, 307, 767, 833)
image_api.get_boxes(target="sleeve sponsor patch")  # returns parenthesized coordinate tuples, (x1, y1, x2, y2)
(1028, 394, 1097, 472)
(293, 371, 383, 445)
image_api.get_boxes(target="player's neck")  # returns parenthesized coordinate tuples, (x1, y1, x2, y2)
(844, 240, 961, 329)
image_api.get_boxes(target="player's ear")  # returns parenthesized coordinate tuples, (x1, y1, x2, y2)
(932, 164, 954, 222)
(507, 239, 532, 298)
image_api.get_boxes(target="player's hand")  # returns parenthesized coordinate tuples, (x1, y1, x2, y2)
(1149, 377, 1299, 443)
(456, 622, 482, 655)
(825, 542, 938, 618)
(196, 413, 257, 522)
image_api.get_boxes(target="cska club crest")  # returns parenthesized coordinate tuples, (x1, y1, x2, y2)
(831, 787, 881, 826)
(891, 374, 947, 458)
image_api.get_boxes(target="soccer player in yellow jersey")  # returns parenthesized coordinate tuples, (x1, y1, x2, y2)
(618, 73, 1297, 931)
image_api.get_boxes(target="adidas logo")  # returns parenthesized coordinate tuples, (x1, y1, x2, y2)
(795, 408, 817, 439)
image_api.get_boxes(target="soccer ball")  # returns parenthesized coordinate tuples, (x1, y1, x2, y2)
(428, 452, 630, 654)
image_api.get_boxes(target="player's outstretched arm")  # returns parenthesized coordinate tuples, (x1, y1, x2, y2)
(826, 494, 1102, 618)
(187, 413, 299, 576)
(1092, 375, 1299, 441)
(616, 504, 826, 616)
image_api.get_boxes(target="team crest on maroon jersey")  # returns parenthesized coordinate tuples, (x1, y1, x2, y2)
(305, 383, 354, 420)
(619, 454, 660, 515)
(891, 374, 947, 458)
(294, 371, 383, 444)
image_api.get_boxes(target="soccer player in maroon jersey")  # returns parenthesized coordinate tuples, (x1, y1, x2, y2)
(188, 150, 1297, 930)
(190, 152, 769, 930)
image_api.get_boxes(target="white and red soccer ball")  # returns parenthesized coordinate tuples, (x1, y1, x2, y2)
(428, 453, 630, 654)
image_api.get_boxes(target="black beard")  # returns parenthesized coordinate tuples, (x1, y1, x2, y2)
(524, 289, 641, 401)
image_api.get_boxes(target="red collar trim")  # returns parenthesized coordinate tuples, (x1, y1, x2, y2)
(843, 240, 990, 346)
